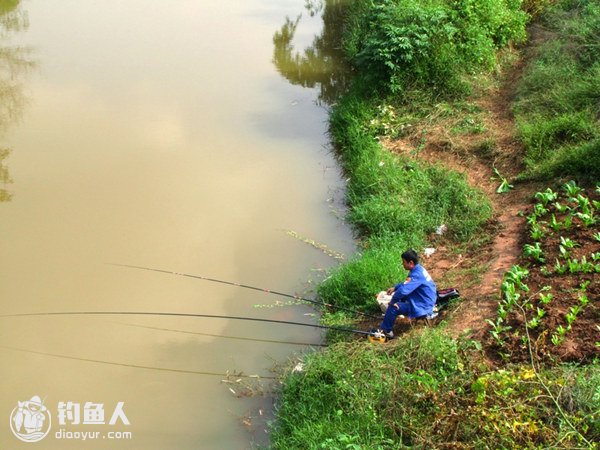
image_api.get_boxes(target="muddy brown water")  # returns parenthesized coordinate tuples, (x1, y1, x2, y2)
(0, 1, 353, 448)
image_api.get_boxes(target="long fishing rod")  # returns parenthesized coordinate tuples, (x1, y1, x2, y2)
(0, 344, 275, 378)
(1, 311, 374, 336)
(110, 263, 380, 320)
(118, 322, 327, 347)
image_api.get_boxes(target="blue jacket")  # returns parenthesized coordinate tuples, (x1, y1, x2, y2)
(391, 264, 437, 318)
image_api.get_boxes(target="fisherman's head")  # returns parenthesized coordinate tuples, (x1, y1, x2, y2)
(401, 249, 419, 270)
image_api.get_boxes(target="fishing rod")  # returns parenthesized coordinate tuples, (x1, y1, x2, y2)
(0, 344, 275, 378)
(109, 263, 380, 320)
(118, 322, 327, 347)
(1, 310, 375, 336)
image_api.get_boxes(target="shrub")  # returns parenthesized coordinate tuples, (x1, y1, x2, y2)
(344, 0, 528, 95)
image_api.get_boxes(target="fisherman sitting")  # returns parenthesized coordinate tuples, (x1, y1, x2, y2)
(375, 249, 437, 339)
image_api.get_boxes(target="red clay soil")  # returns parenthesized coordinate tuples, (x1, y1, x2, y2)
(489, 188, 600, 364)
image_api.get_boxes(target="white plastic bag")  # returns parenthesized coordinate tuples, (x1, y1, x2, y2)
(376, 291, 392, 313)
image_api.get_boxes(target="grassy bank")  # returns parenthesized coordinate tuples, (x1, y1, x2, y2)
(513, 0, 600, 181)
(269, 0, 599, 448)
(317, 90, 493, 313)
(271, 329, 598, 448)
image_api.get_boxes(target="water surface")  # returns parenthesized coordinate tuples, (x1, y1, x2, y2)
(0, 1, 353, 448)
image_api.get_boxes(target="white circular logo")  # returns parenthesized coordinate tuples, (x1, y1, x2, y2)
(9, 395, 52, 443)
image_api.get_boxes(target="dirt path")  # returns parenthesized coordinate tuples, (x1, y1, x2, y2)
(382, 54, 540, 340)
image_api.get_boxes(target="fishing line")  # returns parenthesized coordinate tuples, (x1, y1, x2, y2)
(1, 311, 373, 336)
(109, 263, 379, 320)
(117, 322, 327, 347)
(0, 345, 276, 379)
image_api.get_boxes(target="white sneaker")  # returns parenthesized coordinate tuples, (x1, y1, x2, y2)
(379, 329, 394, 339)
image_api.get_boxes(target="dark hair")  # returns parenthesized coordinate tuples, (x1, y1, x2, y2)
(401, 249, 419, 265)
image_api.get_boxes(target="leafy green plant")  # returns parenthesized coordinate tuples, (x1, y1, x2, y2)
(490, 265, 534, 348)
(530, 222, 545, 241)
(493, 167, 513, 193)
(579, 280, 590, 292)
(559, 245, 569, 259)
(566, 305, 582, 329)
(554, 258, 567, 275)
(527, 307, 546, 329)
(575, 212, 596, 227)
(553, 201, 570, 214)
(560, 236, 577, 249)
(539, 291, 553, 305)
(534, 188, 558, 205)
(533, 202, 549, 217)
(502, 266, 529, 297)
(563, 180, 584, 197)
(523, 242, 545, 263)
(549, 213, 561, 231)
(551, 331, 565, 346)
(574, 194, 592, 214)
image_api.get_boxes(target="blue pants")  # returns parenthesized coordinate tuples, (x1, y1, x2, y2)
(379, 301, 411, 332)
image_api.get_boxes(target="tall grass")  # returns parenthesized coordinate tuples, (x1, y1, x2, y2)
(513, 0, 600, 181)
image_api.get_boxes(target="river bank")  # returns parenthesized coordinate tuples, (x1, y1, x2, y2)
(268, 0, 599, 448)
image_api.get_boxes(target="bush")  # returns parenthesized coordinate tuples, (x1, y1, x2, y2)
(344, 0, 528, 95)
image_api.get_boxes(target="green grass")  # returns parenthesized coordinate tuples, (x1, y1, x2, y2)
(513, 0, 600, 181)
(270, 329, 599, 449)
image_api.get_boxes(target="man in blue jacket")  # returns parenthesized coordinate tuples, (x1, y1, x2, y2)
(377, 249, 437, 339)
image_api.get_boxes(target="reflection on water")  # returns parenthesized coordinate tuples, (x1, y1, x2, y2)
(0, 0, 354, 448)
(272, 0, 350, 105)
(0, 0, 34, 202)
(0, 148, 11, 201)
